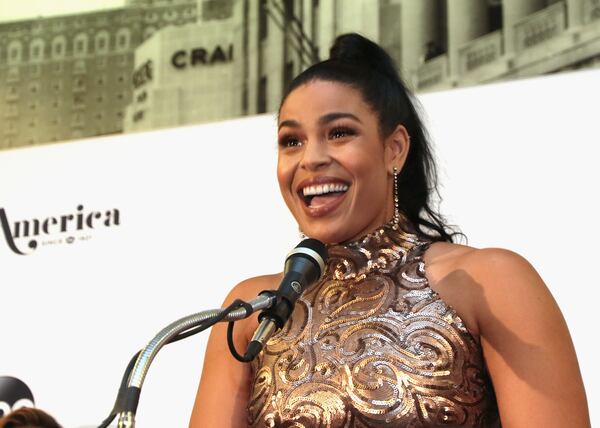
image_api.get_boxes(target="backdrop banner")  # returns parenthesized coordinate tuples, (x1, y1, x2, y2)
(1, 69, 598, 427)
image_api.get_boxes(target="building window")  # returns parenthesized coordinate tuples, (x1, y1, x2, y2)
(184, 7, 196, 18)
(74, 33, 88, 56)
(145, 12, 158, 23)
(29, 39, 44, 61)
(7, 67, 19, 82)
(116, 28, 131, 51)
(95, 31, 109, 54)
(73, 59, 86, 74)
(258, 76, 267, 113)
(30, 64, 41, 77)
(8, 40, 22, 64)
(163, 10, 178, 21)
(52, 36, 67, 59)
(259, 0, 268, 40)
(202, 0, 233, 20)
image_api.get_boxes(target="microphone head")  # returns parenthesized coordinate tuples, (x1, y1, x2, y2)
(288, 238, 328, 277)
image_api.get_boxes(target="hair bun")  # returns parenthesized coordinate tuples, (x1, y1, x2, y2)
(329, 33, 399, 80)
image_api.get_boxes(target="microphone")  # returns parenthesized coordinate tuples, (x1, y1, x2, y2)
(244, 238, 328, 361)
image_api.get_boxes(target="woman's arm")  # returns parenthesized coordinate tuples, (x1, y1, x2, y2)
(463, 248, 590, 428)
(189, 275, 279, 428)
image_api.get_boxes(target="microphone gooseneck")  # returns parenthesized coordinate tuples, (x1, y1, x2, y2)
(243, 238, 328, 361)
(106, 239, 326, 428)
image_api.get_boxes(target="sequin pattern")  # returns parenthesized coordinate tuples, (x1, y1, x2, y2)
(248, 225, 500, 427)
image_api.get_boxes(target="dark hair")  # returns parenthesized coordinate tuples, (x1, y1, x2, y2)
(280, 33, 461, 243)
(0, 407, 62, 428)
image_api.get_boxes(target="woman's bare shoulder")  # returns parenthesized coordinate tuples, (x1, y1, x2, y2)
(429, 245, 590, 426)
(225, 273, 283, 301)
(425, 240, 535, 282)
(423, 240, 544, 338)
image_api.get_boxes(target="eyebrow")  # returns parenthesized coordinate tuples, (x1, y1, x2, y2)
(278, 112, 361, 130)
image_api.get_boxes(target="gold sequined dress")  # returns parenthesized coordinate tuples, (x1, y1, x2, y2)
(248, 224, 500, 427)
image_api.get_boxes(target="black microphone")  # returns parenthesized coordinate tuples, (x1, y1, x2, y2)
(243, 238, 328, 361)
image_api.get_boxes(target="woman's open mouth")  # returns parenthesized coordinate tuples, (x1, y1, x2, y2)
(297, 179, 350, 217)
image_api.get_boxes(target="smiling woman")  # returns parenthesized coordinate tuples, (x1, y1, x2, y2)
(189, 34, 590, 428)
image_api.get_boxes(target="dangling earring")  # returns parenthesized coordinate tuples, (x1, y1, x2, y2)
(392, 167, 401, 230)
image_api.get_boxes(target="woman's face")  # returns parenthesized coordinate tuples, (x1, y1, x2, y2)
(277, 80, 409, 244)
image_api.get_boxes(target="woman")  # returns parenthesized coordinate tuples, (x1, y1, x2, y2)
(190, 34, 590, 427)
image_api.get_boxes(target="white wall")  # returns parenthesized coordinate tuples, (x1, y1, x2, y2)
(0, 68, 598, 427)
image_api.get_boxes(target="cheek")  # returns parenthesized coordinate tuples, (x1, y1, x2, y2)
(347, 156, 388, 201)
(276, 160, 291, 189)
(276, 158, 295, 205)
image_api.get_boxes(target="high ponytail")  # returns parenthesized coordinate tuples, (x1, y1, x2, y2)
(280, 33, 462, 244)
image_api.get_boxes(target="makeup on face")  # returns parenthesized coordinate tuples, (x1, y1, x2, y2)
(277, 81, 394, 244)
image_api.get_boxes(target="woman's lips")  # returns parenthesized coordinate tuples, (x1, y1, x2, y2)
(301, 189, 348, 217)
(296, 177, 351, 218)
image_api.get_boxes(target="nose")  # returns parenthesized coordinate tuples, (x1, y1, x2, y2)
(299, 137, 331, 171)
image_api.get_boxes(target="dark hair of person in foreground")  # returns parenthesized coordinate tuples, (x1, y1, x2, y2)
(0, 408, 62, 428)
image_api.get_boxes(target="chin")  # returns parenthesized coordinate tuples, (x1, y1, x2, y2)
(301, 223, 349, 245)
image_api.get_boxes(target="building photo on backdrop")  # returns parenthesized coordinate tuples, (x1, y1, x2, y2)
(1, 1, 600, 427)
(1, 0, 600, 151)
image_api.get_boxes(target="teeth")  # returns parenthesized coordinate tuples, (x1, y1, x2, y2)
(302, 183, 349, 197)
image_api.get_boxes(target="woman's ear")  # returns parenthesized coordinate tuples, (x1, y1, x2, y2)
(384, 124, 410, 174)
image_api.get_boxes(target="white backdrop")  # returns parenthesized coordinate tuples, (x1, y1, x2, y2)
(1, 68, 598, 427)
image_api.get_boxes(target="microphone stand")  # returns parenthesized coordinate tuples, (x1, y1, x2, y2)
(113, 293, 276, 428)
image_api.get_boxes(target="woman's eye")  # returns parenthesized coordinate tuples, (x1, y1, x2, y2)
(279, 136, 302, 148)
(329, 127, 355, 139)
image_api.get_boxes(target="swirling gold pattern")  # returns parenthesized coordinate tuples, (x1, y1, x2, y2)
(248, 225, 500, 427)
